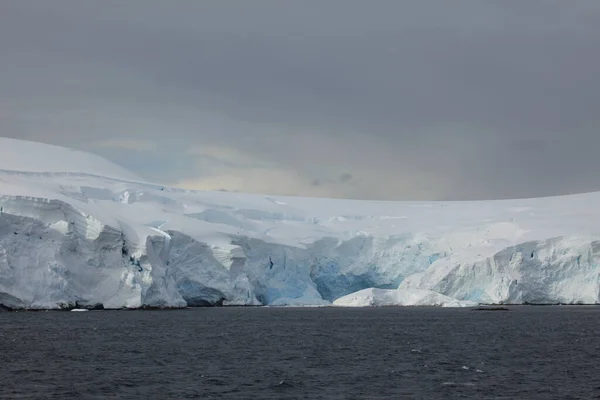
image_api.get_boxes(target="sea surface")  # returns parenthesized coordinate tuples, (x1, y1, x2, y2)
(1, 306, 599, 399)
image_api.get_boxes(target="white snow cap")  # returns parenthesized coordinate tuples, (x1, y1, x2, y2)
(0, 138, 143, 181)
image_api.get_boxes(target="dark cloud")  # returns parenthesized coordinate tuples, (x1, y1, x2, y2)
(1, 1, 600, 199)
(338, 173, 353, 184)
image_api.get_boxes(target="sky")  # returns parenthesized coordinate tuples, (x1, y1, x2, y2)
(1, 1, 600, 201)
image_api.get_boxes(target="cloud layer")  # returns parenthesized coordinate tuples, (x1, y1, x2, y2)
(2, 1, 600, 200)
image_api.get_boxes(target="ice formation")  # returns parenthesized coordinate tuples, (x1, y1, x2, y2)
(1, 138, 600, 309)
(333, 288, 477, 307)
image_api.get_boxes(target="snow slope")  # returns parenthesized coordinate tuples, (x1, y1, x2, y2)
(1, 138, 600, 309)
(0, 138, 143, 182)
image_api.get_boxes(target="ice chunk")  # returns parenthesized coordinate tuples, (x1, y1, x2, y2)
(332, 288, 477, 307)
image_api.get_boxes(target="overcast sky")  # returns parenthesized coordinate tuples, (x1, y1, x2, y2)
(1, 1, 600, 200)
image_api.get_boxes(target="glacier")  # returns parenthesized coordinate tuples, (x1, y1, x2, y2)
(1, 137, 600, 309)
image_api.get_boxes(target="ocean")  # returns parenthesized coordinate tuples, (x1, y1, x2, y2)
(1, 306, 598, 399)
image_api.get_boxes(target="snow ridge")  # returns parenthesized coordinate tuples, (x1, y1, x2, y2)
(0, 138, 143, 182)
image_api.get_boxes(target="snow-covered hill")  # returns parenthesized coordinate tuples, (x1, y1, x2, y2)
(1, 138, 600, 309)
(0, 138, 143, 182)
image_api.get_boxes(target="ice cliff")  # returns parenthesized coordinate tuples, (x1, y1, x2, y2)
(2, 138, 600, 309)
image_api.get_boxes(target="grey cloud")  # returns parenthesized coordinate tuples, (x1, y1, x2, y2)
(311, 173, 353, 188)
(1, 1, 600, 199)
(339, 173, 353, 184)
(83, 146, 200, 184)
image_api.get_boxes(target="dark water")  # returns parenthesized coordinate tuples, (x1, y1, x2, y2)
(1, 307, 600, 399)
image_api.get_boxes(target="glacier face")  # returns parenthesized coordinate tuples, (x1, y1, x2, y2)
(399, 237, 600, 305)
(2, 138, 600, 309)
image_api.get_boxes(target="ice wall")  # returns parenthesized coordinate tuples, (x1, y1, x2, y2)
(2, 139, 600, 309)
(400, 237, 600, 304)
(3, 192, 599, 309)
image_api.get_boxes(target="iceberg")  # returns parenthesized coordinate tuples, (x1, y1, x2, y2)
(333, 288, 477, 307)
(1, 138, 600, 309)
